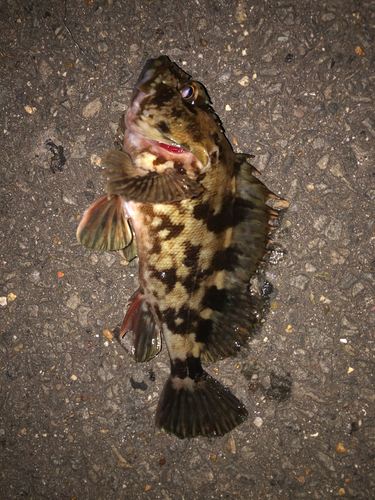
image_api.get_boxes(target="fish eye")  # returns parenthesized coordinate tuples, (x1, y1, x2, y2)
(180, 84, 196, 101)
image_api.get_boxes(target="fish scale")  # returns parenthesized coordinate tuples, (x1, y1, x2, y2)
(77, 55, 278, 438)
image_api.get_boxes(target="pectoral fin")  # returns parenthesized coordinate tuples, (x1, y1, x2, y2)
(77, 194, 135, 253)
(102, 150, 203, 203)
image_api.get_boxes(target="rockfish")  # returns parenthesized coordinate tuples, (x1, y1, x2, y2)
(77, 56, 277, 438)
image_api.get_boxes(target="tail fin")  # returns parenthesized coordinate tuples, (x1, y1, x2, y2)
(155, 371, 247, 439)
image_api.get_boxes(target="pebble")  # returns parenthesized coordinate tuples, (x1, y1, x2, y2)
(83, 98, 102, 118)
(339, 274, 357, 290)
(313, 215, 327, 232)
(289, 275, 309, 290)
(352, 282, 364, 297)
(330, 250, 349, 265)
(67, 293, 80, 310)
(71, 137, 87, 159)
(254, 417, 263, 428)
(336, 443, 346, 453)
(78, 306, 90, 327)
(317, 451, 336, 472)
(103, 329, 114, 340)
(218, 73, 231, 83)
(315, 270, 330, 281)
(101, 253, 117, 267)
(340, 344, 357, 357)
(235, 2, 247, 23)
(30, 270, 41, 283)
(312, 137, 325, 149)
(355, 45, 365, 56)
(62, 193, 77, 206)
(0, 297, 7, 307)
(39, 60, 53, 83)
(60, 99, 72, 111)
(224, 434, 237, 454)
(325, 220, 342, 240)
(237, 76, 250, 87)
(110, 101, 128, 114)
(305, 263, 317, 272)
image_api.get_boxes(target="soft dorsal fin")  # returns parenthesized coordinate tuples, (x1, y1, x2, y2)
(201, 155, 280, 363)
(102, 150, 204, 203)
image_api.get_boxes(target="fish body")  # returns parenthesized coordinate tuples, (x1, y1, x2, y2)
(77, 56, 277, 438)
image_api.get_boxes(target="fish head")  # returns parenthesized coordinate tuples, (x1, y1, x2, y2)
(125, 56, 227, 174)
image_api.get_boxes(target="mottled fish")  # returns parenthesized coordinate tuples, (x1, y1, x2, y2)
(77, 56, 278, 438)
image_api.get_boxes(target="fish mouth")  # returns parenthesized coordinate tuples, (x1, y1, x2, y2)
(156, 141, 187, 155)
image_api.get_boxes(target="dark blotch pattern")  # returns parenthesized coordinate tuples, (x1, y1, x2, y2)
(150, 266, 178, 293)
(163, 305, 200, 335)
(183, 242, 202, 268)
(196, 318, 214, 344)
(153, 155, 167, 166)
(211, 247, 240, 272)
(148, 212, 185, 241)
(151, 238, 162, 254)
(171, 356, 203, 380)
(202, 285, 228, 312)
(193, 194, 234, 234)
(161, 267, 178, 293)
(158, 121, 170, 134)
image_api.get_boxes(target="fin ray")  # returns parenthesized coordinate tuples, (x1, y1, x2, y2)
(120, 288, 161, 362)
(201, 155, 280, 363)
(155, 371, 247, 438)
(77, 194, 135, 252)
(102, 150, 204, 203)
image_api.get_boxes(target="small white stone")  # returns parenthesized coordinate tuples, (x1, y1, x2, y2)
(238, 76, 250, 87)
(254, 417, 263, 428)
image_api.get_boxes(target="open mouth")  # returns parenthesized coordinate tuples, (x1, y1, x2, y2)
(156, 141, 187, 155)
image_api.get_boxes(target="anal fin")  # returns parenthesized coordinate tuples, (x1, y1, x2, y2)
(120, 288, 161, 362)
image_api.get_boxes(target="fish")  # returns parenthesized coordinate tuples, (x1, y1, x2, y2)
(77, 55, 278, 439)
